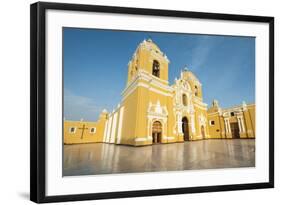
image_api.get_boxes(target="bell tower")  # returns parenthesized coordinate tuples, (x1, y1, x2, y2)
(127, 39, 170, 86)
(119, 39, 174, 146)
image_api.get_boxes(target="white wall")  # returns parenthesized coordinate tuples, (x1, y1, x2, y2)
(0, 0, 279, 204)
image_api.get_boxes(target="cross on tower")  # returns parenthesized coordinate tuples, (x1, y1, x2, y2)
(78, 124, 88, 139)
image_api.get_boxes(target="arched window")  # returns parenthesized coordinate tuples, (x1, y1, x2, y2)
(194, 85, 198, 96)
(152, 60, 160, 77)
(182, 94, 187, 106)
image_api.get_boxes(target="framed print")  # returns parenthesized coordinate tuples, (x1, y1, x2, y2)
(30, 2, 274, 203)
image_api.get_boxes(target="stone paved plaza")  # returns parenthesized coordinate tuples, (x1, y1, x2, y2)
(63, 139, 255, 176)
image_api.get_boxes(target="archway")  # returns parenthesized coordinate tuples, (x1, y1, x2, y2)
(230, 122, 240, 138)
(182, 117, 189, 141)
(152, 121, 162, 144)
(201, 125, 205, 139)
(152, 60, 160, 78)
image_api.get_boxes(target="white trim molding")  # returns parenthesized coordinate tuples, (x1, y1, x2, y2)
(103, 120, 108, 142)
(116, 106, 124, 144)
(162, 136, 175, 140)
(135, 137, 147, 142)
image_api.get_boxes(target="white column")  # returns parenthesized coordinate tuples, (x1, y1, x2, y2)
(224, 119, 229, 133)
(224, 118, 231, 133)
(103, 120, 108, 142)
(116, 106, 124, 144)
(163, 118, 168, 137)
(191, 114, 195, 134)
(106, 115, 113, 143)
(237, 117, 242, 132)
(227, 119, 231, 134)
(110, 112, 118, 143)
(177, 114, 182, 133)
(240, 117, 245, 132)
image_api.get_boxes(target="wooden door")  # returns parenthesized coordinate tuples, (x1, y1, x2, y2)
(201, 125, 205, 139)
(152, 121, 162, 144)
(182, 117, 189, 141)
(230, 122, 240, 138)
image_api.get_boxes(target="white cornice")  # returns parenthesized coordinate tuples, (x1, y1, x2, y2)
(194, 103, 207, 111)
(141, 69, 169, 85)
(207, 112, 220, 117)
(134, 137, 148, 142)
(193, 97, 208, 107)
(122, 70, 174, 99)
(149, 50, 170, 63)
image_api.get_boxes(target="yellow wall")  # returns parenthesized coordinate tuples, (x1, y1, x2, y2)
(244, 104, 256, 138)
(119, 89, 139, 145)
(207, 103, 256, 139)
(207, 114, 225, 138)
(64, 111, 108, 144)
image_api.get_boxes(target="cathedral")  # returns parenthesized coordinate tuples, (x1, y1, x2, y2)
(64, 39, 255, 146)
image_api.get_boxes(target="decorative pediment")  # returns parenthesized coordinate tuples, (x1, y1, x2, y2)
(147, 100, 168, 117)
(174, 78, 192, 93)
(222, 108, 244, 117)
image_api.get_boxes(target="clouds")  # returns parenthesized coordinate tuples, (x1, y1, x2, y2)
(189, 35, 219, 70)
(64, 89, 102, 121)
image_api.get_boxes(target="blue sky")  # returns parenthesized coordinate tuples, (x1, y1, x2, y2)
(63, 28, 255, 121)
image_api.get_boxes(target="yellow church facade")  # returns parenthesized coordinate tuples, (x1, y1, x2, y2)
(64, 39, 255, 146)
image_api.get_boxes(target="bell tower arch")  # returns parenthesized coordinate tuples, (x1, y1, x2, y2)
(126, 39, 170, 86)
(121, 39, 174, 146)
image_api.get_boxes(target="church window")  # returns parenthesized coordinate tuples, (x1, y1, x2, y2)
(152, 60, 160, 77)
(194, 85, 198, 96)
(210, 120, 215, 126)
(231, 112, 235, 116)
(90, 127, 96, 133)
(182, 94, 187, 106)
(69, 127, 76, 133)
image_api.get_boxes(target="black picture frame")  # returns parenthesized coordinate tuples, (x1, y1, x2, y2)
(30, 1, 274, 203)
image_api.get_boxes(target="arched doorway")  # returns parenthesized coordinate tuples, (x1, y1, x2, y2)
(182, 117, 189, 141)
(230, 122, 240, 138)
(201, 125, 205, 139)
(152, 121, 162, 144)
